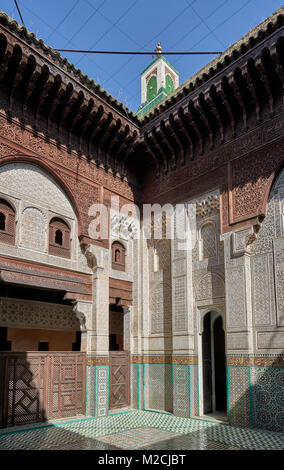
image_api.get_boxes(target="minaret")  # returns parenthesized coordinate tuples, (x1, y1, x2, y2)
(137, 42, 179, 118)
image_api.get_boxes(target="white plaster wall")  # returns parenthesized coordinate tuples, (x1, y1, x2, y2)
(0, 162, 90, 273)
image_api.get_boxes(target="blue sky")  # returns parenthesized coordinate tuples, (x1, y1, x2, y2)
(1, 0, 283, 111)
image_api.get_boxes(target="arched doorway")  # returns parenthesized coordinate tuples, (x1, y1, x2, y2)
(201, 311, 226, 418)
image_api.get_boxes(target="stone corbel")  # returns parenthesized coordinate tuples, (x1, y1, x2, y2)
(72, 300, 92, 331)
(81, 243, 106, 271)
(232, 226, 258, 255)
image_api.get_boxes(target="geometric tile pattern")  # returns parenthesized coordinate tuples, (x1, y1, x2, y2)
(96, 366, 108, 417)
(144, 364, 173, 412)
(191, 365, 199, 417)
(173, 365, 190, 418)
(86, 366, 95, 416)
(228, 367, 251, 428)
(97, 427, 182, 449)
(86, 366, 108, 418)
(251, 367, 284, 433)
(131, 364, 138, 410)
(0, 411, 284, 450)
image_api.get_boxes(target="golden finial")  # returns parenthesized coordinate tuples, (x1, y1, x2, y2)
(156, 41, 162, 57)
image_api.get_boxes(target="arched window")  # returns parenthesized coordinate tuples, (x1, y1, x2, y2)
(112, 241, 125, 271)
(55, 229, 63, 246)
(0, 213, 5, 230)
(0, 198, 16, 245)
(200, 222, 217, 259)
(49, 218, 71, 258)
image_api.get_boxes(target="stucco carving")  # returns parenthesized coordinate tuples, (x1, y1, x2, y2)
(0, 297, 80, 330)
(0, 162, 75, 216)
(196, 195, 219, 217)
(19, 207, 47, 252)
(194, 272, 225, 301)
(110, 214, 138, 240)
(274, 237, 284, 326)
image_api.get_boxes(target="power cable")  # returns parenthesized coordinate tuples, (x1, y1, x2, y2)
(13, 0, 25, 27)
(102, 0, 198, 88)
(185, 0, 226, 48)
(75, 0, 140, 67)
(55, 49, 223, 55)
(46, 0, 80, 41)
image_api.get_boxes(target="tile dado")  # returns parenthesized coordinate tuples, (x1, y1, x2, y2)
(131, 355, 198, 365)
(226, 355, 284, 367)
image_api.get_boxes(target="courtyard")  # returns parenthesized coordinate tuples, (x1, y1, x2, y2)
(0, 411, 283, 451)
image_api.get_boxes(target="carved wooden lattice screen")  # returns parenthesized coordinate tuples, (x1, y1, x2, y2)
(0, 352, 86, 427)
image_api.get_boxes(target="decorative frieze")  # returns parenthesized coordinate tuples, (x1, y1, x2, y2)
(226, 265, 247, 329)
(131, 355, 198, 365)
(0, 297, 80, 330)
(274, 237, 284, 326)
(194, 271, 225, 301)
(251, 253, 275, 326)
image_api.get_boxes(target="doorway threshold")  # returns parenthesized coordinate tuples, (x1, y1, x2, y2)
(194, 412, 228, 425)
(108, 407, 134, 416)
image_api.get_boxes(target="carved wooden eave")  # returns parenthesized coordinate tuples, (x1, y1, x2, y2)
(0, 8, 284, 237)
(0, 12, 140, 174)
(140, 19, 284, 175)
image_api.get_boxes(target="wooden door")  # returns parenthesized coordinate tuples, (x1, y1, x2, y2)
(109, 351, 130, 410)
(202, 313, 212, 414)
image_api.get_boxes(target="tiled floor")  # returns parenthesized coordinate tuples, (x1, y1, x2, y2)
(0, 411, 283, 450)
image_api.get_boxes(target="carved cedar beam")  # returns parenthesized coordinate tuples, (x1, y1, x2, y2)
(119, 131, 139, 174)
(9, 54, 29, 108)
(152, 127, 168, 173)
(69, 91, 85, 128)
(214, 82, 235, 140)
(94, 112, 113, 163)
(163, 119, 185, 166)
(0, 42, 14, 82)
(22, 63, 42, 121)
(66, 91, 85, 147)
(196, 95, 214, 150)
(203, 87, 225, 144)
(77, 99, 95, 153)
(189, 100, 207, 155)
(242, 65, 261, 124)
(46, 76, 64, 133)
(103, 119, 121, 166)
(156, 123, 175, 170)
(109, 124, 129, 156)
(60, 88, 79, 125)
(227, 72, 248, 133)
(221, 77, 240, 139)
(174, 109, 194, 161)
(269, 42, 284, 107)
(102, 118, 121, 151)
(181, 104, 202, 157)
(144, 131, 163, 175)
(35, 70, 55, 126)
(255, 57, 274, 116)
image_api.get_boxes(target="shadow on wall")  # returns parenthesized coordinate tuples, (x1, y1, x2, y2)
(228, 350, 284, 433)
(0, 351, 283, 450)
(0, 351, 86, 430)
